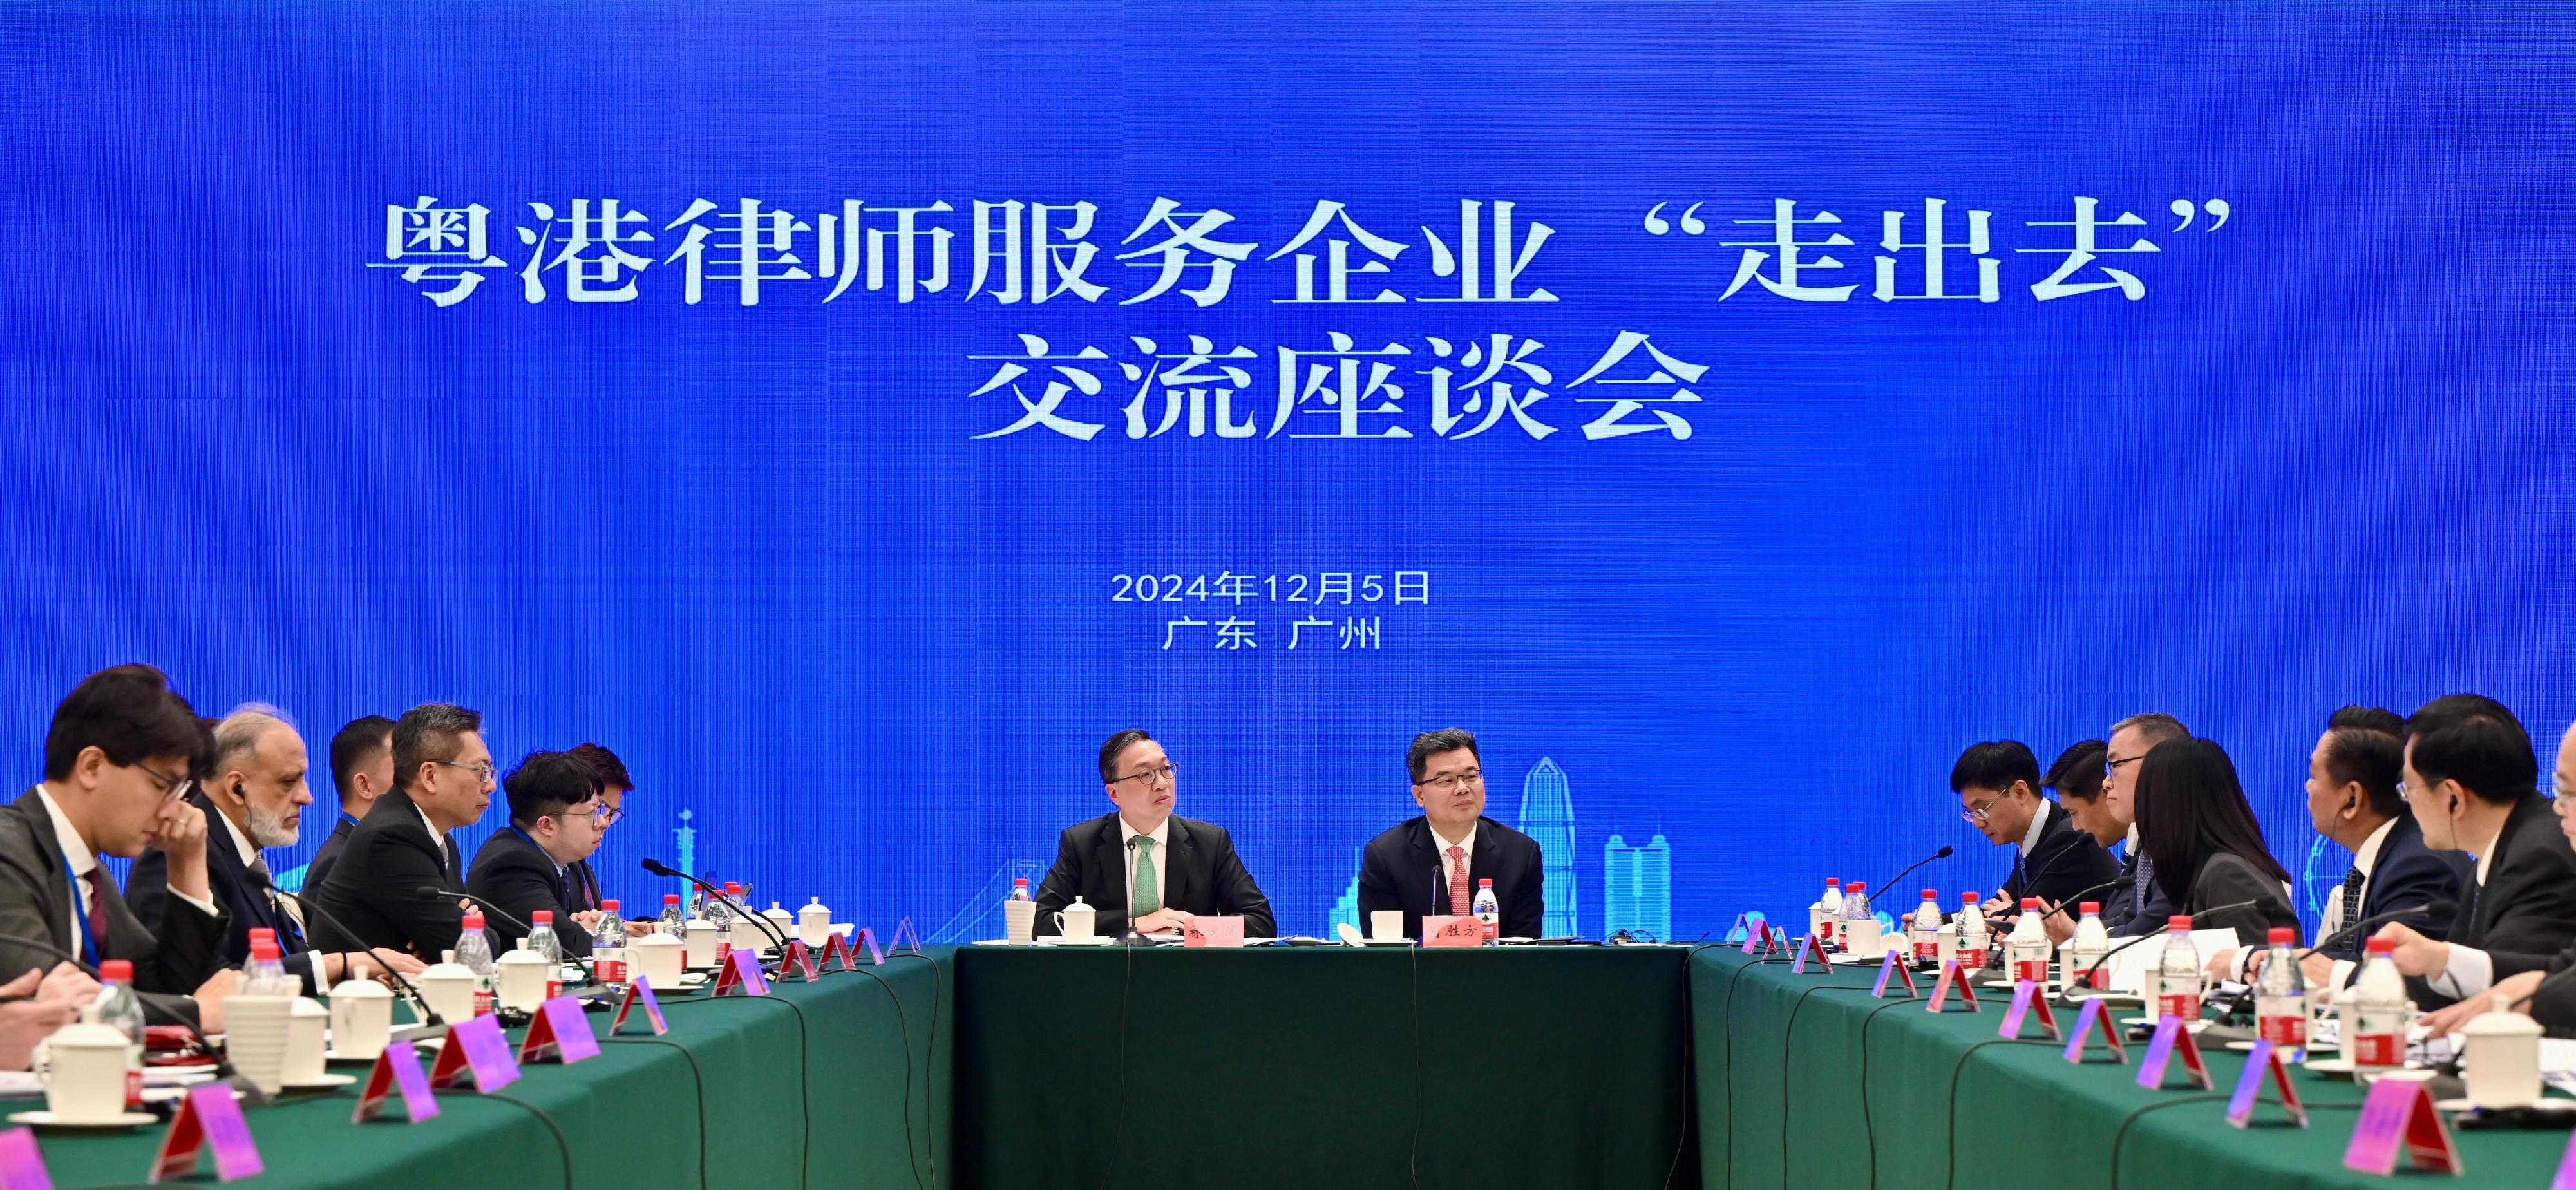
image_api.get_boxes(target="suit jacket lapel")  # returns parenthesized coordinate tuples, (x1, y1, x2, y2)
(1093, 817, 1129, 915)
(1166, 819, 1197, 909)
(8, 791, 75, 954)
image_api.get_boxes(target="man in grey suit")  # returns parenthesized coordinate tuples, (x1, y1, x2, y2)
(0, 665, 238, 1028)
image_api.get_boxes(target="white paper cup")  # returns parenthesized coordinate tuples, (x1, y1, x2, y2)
(39, 1023, 130, 1122)
(328, 981, 393, 1061)
(1371, 910, 1405, 942)
(223, 994, 296, 1095)
(683, 921, 721, 968)
(285, 999, 328, 1082)
(632, 934, 686, 988)
(1005, 900, 1036, 945)
(417, 966, 477, 1026)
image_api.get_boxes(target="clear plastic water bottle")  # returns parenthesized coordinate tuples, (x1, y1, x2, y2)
(1815, 878, 1843, 949)
(241, 927, 276, 983)
(2009, 897, 2050, 984)
(527, 910, 564, 999)
(1840, 882, 1874, 956)
(1955, 892, 1988, 970)
(2067, 902, 2110, 990)
(658, 893, 687, 940)
(244, 938, 293, 997)
(91, 959, 145, 1110)
(1911, 889, 1943, 963)
(2351, 936, 2407, 1068)
(1010, 878, 1034, 902)
(2255, 927, 2306, 1050)
(705, 883, 736, 960)
(1472, 878, 1500, 943)
(2155, 914, 2201, 1023)
(454, 912, 497, 1016)
(592, 899, 627, 993)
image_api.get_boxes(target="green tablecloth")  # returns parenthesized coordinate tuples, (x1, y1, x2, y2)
(1692, 947, 2576, 1189)
(951, 943, 1697, 1190)
(17, 955, 949, 1190)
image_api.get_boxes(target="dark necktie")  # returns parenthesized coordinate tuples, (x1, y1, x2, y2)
(80, 868, 114, 961)
(251, 858, 306, 950)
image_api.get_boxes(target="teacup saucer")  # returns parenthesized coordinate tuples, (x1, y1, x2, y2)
(10, 1110, 155, 1128)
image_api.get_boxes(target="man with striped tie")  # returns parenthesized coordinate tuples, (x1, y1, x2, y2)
(1032, 730, 1276, 940)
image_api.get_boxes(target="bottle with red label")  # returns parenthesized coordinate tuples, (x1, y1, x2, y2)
(2009, 897, 2050, 983)
(2351, 936, 2407, 1068)
(1472, 878, 1499, 942)
(2067, 902, 2110, 990)
(2155, 914, 2201, 1022)
(2254, 926, 2306, 1050)
(1954, 892, 1988, 970)
(93, 959, 145, 1110)
(1814, 878, 1842, 949)
(592, 899, 627, 992)
(455, 912, 497, 1016)
(1911, 889, 1943, 962)
(527, 911, 565, 1001)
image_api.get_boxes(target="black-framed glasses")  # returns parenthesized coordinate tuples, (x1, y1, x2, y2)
(2102, 753, 2145, 781)
(1416, 770, 1484, 793)
(592, 802, 625, 827)
(434, 759, 498, 781)
(1113, 763, 1178, 788)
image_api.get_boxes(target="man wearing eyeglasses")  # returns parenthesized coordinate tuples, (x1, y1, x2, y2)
(308, 703, 494, 960)
(565, 742, 631, 922)
(2097, 713, 2191, 938)
(0, 665, 239, 1028)
(466, 751, 606, 956)
(1952, 740, 2119, 932)
(1356, 728, 1547, 940)
(1031, 729, 1276, 939)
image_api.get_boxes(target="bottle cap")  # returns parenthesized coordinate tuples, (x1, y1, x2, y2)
(603, 899, 620, 912)
(1825, 878, 1840, 887)
(2168, 914, 2192, 930)
(1014, 878, 1028, 886)
(665, 894, 681, 905)
(2367, 937, 2395, 955)
(2268, 927, 2295, 945)
(99, 959, 133, 983)
(248, 928, 276, 943)
(251, 941, 279, 961)
(462, 913, 486, 930)
(1847, 883, 1864, 892)
(1962, 891, 1979, 903)
(532, 911, 553, 924)
(725, 882, 743, 894)
(2020, 897, 2040, 911)
(2079, 901, 2099, 915)
(1922, 888, 1938, 900)
(1479, 878, 1493, 887)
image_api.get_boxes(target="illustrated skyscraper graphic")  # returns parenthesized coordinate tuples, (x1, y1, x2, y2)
(1517, 758, 1578, 937)
(1604, 834, 1671, 940)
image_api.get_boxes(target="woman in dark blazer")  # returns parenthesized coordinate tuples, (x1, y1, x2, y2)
(2135, 738, 2302, 943)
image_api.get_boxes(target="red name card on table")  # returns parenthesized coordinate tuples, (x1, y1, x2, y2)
(1790, 934, 1828, 974)
(352, 1039, 439, 1124)
(2061, 998, 2127, 1064)
(712, 947, 772, 996)
(0, 1126, 50, 1190)
(430, 1014, 522, 1092)
(1926, 961, 1980, 1012)
(1423, 916, 1482, 948)
(520, 996, 601, 1064)
(1732, 914, 1755, 952)
(2552, 1127, 2576, 1189)
(2136, 1017, 2212, 1091)
(149, 1082, 261, 1184)
(614, 976, 669, 1035)
(1999, 981, 2059, 1040)
(1184, 916, 1246, 947)
(1872, 950, 1917, 999)
(2226, 1039, 2307, 1129)
(779, 939, 820, 982)
(2344, 1075, 2461, 1176)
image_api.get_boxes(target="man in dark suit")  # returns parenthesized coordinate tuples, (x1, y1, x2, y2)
(308, 703, 491, 960)
(2099, 713, 2192, 936)
(1950, 741, 2121, 934)
(2373, 695, 2576, 1008)
(2426, 715, 2576, 1035)
(1357, 728, 1546, 940)
(466, 751, 605, 956)
(0, 665, 235, 1026)
(1032, 730, 1276, 939)
(131, 706, 427, 996)
(303, 715, 394, 897)
(565, 742, 634, 918)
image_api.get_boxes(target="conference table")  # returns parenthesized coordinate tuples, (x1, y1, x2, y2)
(17, 943, 2576, 1188)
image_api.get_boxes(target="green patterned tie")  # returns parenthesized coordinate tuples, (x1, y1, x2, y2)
(1133, 838, 1160, 916)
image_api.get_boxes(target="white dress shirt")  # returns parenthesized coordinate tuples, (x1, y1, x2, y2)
(2019, 802, 2050, 856)
(1117, 815, 1171, 920)
(1433, 822, 1479, 907)
(2311, 817, 2400, 990)
(32, 785, 216, 961)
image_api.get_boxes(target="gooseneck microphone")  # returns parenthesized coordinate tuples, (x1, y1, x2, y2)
(640, 859, 790, 954)
(2296, 900, 2453, 963)
(247, 873, 446, 1027)
(417, 885, 533, 940)
(1870, 847, 1955, 901)
(2038, 879, 2127, 923)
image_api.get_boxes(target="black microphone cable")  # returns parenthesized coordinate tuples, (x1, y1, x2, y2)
(873, 951, 945, 1190)
(1096, 921, 1139, 1190)
(252, 875, 444, 1026)
(659, 990, 811, 1189)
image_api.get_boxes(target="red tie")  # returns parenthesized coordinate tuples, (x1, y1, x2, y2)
(80, 868, 113, 961)
(1447, 845, 1470, 916)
